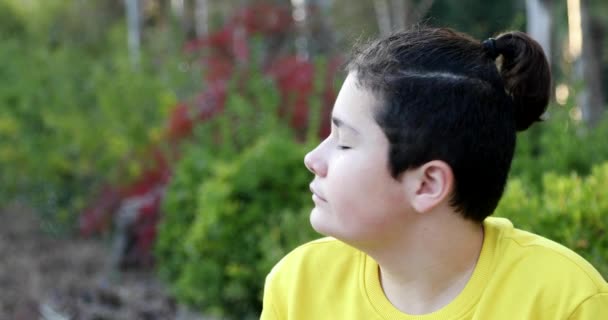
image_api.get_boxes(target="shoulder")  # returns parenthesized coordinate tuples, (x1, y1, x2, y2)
(479, 218, 608, 318)
(567, 292, 608, 319)
(264, 237, 363, 294)
(266, 237, 361, 281)
(261, 238, 364, 318)
(486, 217, 607, 300)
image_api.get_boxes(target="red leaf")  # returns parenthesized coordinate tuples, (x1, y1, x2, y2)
(79, 186, 122, 236)
(202, 56, 234, 83)
(194, 82, 228, 122)
(266, 56, 314, 94)
(237, 3, 293, 34)
(168, 103, 194, 139)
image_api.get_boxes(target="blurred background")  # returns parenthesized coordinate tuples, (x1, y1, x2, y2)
(0, 0, 606, 319)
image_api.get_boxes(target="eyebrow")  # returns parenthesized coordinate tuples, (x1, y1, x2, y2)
(332, 116, 360, 135)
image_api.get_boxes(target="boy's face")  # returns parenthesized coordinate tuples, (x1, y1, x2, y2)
(304, 73, 413, 246)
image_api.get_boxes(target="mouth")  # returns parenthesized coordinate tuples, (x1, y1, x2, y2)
(309, 185, 327, 202)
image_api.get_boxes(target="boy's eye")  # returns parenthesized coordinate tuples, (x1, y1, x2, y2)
(337, 145, 351, 150)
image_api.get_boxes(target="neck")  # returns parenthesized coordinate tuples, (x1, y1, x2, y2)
(365, 209, 484, 315)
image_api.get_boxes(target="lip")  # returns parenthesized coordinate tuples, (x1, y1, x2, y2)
(309, 184, 327, 202)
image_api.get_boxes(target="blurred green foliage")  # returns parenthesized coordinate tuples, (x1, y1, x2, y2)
(1, 0, 607, 318)
(0, 1, 26, 38)
(1, 0, 124, 52)
(511, 105, 608, 189)
(429, 0, 524, 38)
(499, 104, 608, 279)
(179, 135, 315, 319)
(496, 163, 608, 278)
(0, 8, 187, 232)
(155, 63, 323, 319)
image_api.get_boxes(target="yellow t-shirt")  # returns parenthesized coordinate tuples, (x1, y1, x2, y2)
(260, 217, 608, 319)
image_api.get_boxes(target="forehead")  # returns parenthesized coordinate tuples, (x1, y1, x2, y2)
(332, 73, 381, 124)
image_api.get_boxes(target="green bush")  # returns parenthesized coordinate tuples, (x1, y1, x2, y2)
(155, 64, 286, 284)
(155, 63, 325, 318)
(154, 143, 215, 285)
(0, 1, 26, 39)
(0, 30, 182, 231)
(511, 105, 608, 190)
(496, 162, 608, 278)
(175, 135, 317, 319)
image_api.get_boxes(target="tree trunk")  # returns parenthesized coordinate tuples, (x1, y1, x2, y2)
(579, 1, 605, 126)
(157, 0, 171, 30)
(375, 0, 434, 36)
(391, 0, 407, 31)
(374, 0, 392, 36)
(307, 0, 335, 54)
(526, 0, 552, 65)
(291, 0, 310, 59)
(181, 0, 197, 39)
(125, 0, 142, 68)
(194, 0, 209, 37)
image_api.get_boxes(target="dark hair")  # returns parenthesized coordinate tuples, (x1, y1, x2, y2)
(346, 27, 551, 222)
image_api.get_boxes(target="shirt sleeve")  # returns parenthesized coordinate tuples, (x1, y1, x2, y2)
(259, 269, 282, 320)
(568, 293, 608, 319)
(260, 299, 279, 320)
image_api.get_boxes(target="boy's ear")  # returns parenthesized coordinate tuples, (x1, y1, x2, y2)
(404, 160, 454, 214)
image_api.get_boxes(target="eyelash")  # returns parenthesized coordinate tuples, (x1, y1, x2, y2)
(331, 132, 351, 150)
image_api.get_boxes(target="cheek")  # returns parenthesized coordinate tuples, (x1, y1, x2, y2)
(327, 153, 403, 221)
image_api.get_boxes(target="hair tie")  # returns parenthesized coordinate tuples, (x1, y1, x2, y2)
(482, 38, 499, 59)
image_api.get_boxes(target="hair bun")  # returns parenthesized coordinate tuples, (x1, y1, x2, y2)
(482, 38, 499, 59)
(493, 31, 551, 131)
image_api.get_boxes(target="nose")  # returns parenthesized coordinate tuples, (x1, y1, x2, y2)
(304, 142, 328, 177)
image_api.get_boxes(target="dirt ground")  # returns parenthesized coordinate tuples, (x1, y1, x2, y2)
(0, 202, 206, 320)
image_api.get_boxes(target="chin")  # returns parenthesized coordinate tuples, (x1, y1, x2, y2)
(309, 209, 379, 249)
(309, 207, 335, 237)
